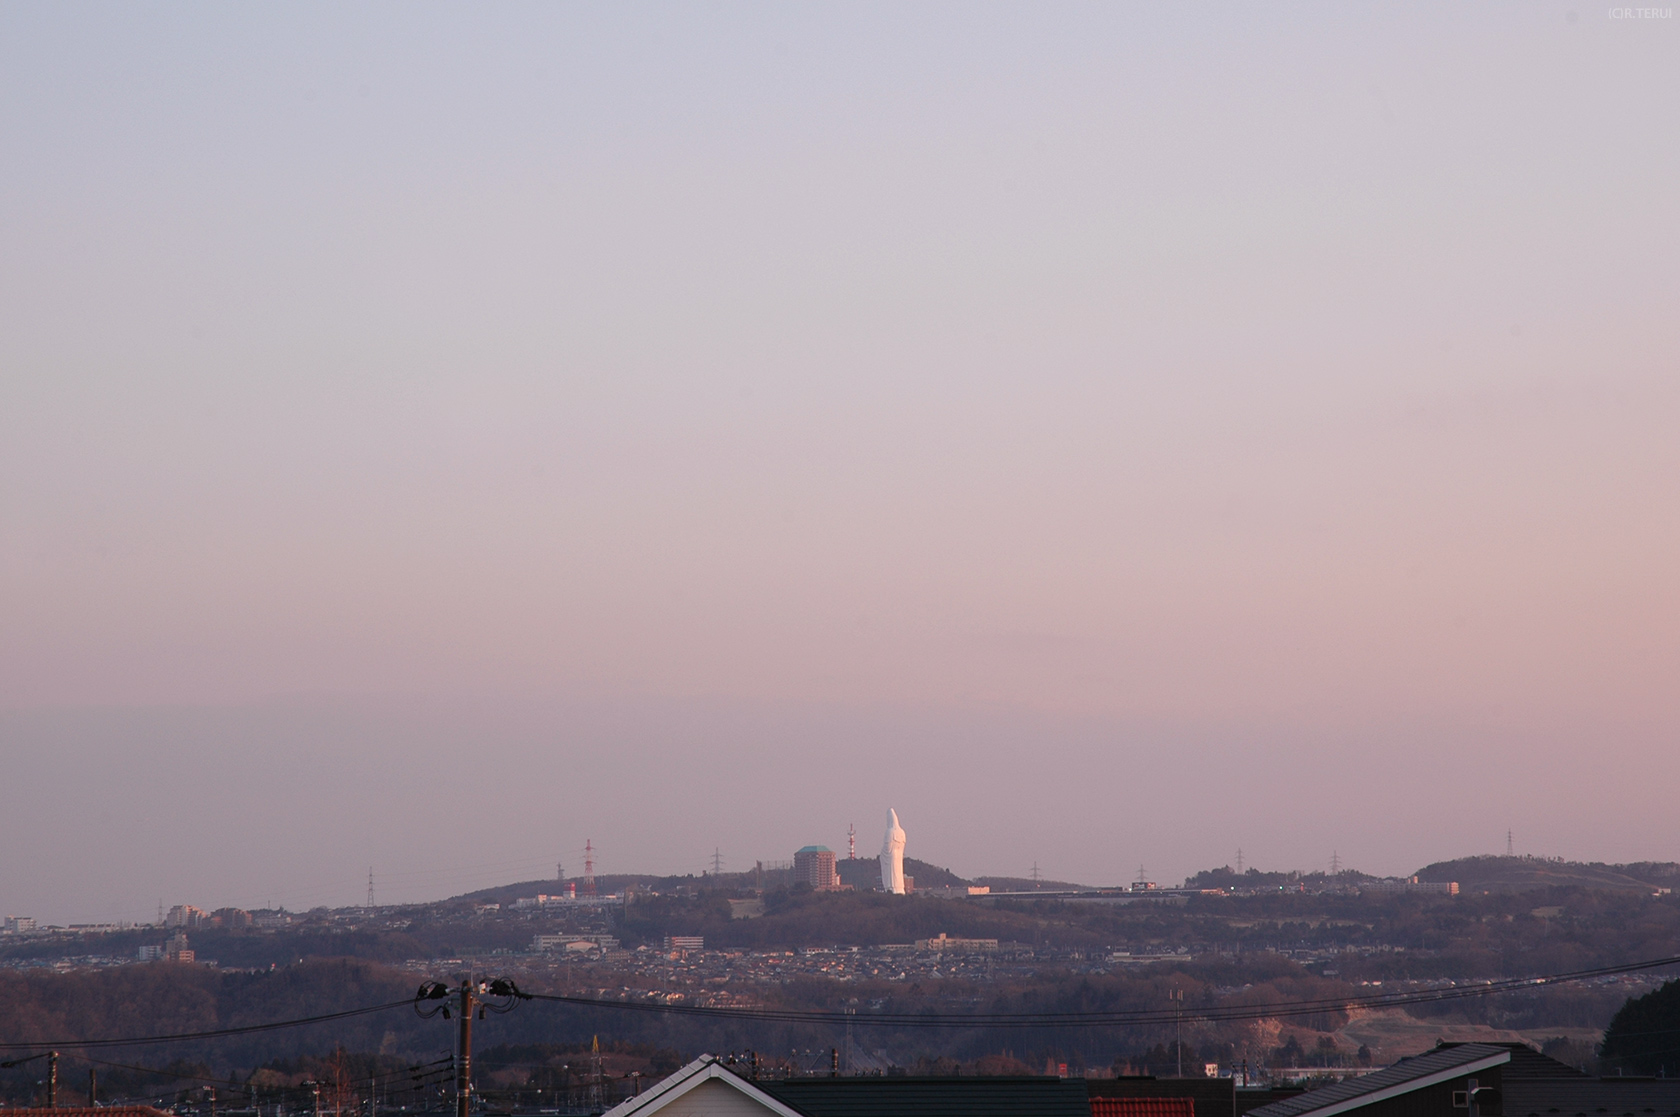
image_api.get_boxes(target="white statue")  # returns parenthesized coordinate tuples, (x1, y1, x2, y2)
(881, 808, 907, 894)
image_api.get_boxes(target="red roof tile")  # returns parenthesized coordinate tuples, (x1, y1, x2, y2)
(1092, 1097, 1197, 1117)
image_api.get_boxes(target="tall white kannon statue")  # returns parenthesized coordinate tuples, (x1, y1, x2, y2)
(881, 808, 907, 894)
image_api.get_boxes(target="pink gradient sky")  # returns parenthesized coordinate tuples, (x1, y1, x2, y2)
(2, 4, 1676, 923)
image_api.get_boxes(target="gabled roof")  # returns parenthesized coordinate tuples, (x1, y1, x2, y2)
(763, 1074, 1093, 1117)
(601, 1055, 810, 1117)
(1246, 1044, 1512, 1117)
(1485, 1043, 1593, 1081)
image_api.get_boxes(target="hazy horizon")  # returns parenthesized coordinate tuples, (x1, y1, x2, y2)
(4, 691, 1670, 925)
(3, 4, 1677, 925)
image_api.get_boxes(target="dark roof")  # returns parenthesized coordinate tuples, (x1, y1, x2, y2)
(764, 1076, 1092, 1117)
(1236, 1088, 1307, 1117)
(1504, 1079, 1680, 1117)
(1246, 1044, 1511, 1117)
(6, 1109, 173, 1117)
(1460, 1043, 1592, 1081)
(795, 846, 833, 854)
(1440, 1045, 1680, 1117)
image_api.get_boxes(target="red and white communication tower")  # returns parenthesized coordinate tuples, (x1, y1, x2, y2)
(583, 839, 596, 896)
(847, 823, 856, 860)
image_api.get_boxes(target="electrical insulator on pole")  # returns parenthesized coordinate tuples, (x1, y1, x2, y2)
(413, 977, 525, 1117)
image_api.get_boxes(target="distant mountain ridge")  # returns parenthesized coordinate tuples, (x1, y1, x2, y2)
(452, 856, 972, 908)
(446, 854, 1680, 909)
(1413, 855, 1680, 893)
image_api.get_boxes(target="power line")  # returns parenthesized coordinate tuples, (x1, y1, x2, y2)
(0, 999, 415, 1052)
(72, 1053, 454, 1093)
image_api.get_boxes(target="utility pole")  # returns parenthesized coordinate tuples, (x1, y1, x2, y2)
(457, 981, 475, 1117)
(89, 1068, 97, 1108)
(1169, 990, 1184, 1076)
(47, 1051, 58, 1107)
(416, 976, 523, 1117)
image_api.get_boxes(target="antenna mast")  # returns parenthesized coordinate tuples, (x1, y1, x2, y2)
(583, 840, 596, 896)
(847, 822, 856, 860)
(367, 867, 375, 908)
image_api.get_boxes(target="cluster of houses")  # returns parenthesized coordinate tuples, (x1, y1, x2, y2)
(592, 1043, 1680, 1117)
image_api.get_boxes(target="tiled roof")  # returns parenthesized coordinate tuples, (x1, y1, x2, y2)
(1494, 1044, 1594, 1081)
(764, 1075, 1093, 1117)
(1245, 1045, 1512, 1117)
(1092, 1096, 1197, 1117)
(1089, 1073, 1235, 1117)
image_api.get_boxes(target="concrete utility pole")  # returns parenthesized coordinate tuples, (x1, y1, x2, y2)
(89, 1068, 97, 1108)
(47, 1051, 58, 1107)
(415, 976, 522, 1117)
(1169, 990, 1185, 1076)
(457, 981, 475, 1117)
